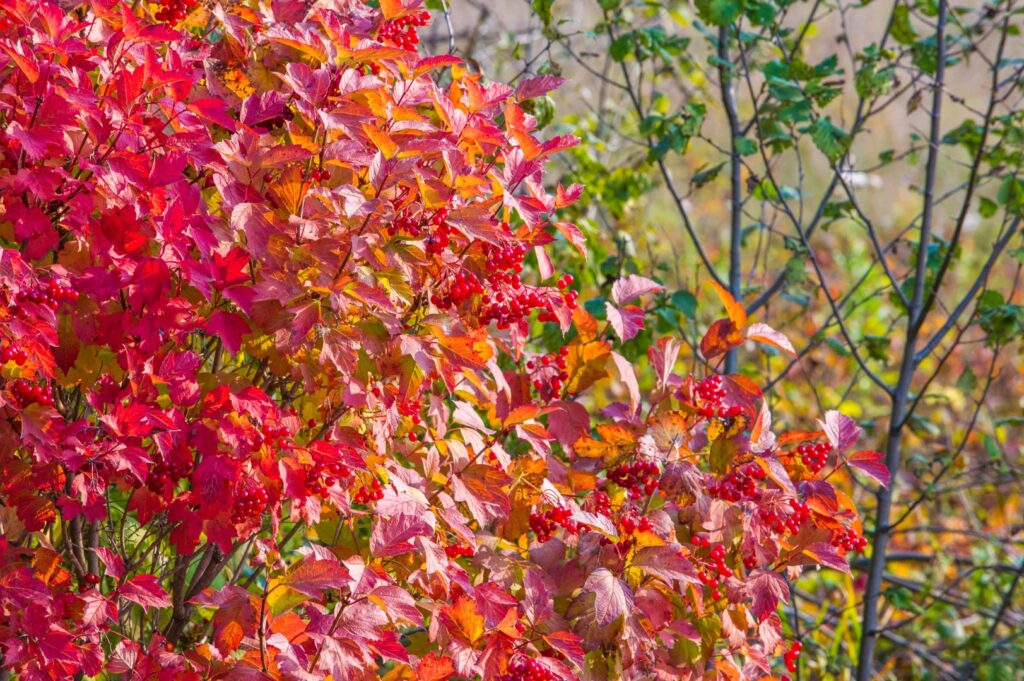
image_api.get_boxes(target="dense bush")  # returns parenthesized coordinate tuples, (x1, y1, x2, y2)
(0, 1, 879, 678)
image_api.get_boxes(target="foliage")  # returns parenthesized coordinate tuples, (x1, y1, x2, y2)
(0, 0, 877, 679)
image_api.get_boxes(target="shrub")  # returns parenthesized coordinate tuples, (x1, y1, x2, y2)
(0, 1, 879, 678)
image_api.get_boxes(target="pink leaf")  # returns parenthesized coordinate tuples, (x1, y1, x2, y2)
(553, 221, 587, 257)
(285, 558, 349, 597)
(848, 450, 890, 488)
(91, 547, 124, 579)
(746, 322, 797, 357)
(610, 351, 640, 414)
(584, 568, 633, 627)
(611, 274, 662, 306)
(119, 574, 171, 610)
(748, 569, 789, 621)
(820, 410, 862, 453)
(605, 302, 645, 342)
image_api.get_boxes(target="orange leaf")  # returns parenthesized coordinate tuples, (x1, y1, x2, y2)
(707, 280, 747, 329)
(441, 595, 485, 646)
(363, 124, 399, 160)
(574, 423, 640, 463)
(700, 318, 744, 359)
(417, 652, 456, 681)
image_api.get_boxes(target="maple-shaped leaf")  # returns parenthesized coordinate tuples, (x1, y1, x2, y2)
(211, 590, 257, 656)
(417, 651, 456, 681)
(747, 569, 790, 622)
(606, 302, 645, 342)
(439, 594, 485, 647)
(91, 547, 124, 579)
(746, 322, 797, 357)
(848, 450, 890, 488)
(584, 568, 633, 627)
(820, 410, 862, 453)
(118, 574, 171, 610)
(611, 274, 662, 307)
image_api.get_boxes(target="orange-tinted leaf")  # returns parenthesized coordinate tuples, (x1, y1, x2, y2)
(417, 651, 456, 681)
(746, 322, 796, 357)
(707, 280, 747, 329)
(700, 318, 744, 359)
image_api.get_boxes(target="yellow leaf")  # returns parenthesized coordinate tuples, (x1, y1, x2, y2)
(363, 124, 399, 159)
(442, 595, 484, 646)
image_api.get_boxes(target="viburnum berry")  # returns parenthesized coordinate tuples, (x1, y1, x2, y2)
(388, 207, 422, 237)
(832, 527, 868, 553)
(353, 477, 384, 505)
(0, 345, 27, 365)
(9, 379, 54, 408)
(608, 459, 660, 499)
(708, 462, 764, 502)
(146, 448, 193, 492)
(377, 11, 430, 51)
(783, 640, 802, 672)
(431, 269, 484, 309)
(798, 441, 832, 474)
(500, 656, 556, 681)
(695, 374, 727, 417)
(785, 498, 811, 533)
(155, 0, 198, 24)
(13, 278, 78, 311)
(529, 505, 578, 543)
(424, 208, 453, 255)
(257, 422, 291, 450)
(444, 544, 474, 559)
(231, 480, 269, 523)
(589, 491, 612, 517)
(304, 460, 351, 499)
(525, 348, 570, 402)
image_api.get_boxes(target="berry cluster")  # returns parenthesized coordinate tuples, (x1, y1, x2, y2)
(483, 239, 528, 273)
(397, 398, 422, 424)
(353, 477, 383, 505)
(798, 441, 832, 474)
(377, 11, 430, 51)
(431, 269, 484, 309)
(783, 640, 802, 673)
(529, 506, 578, 543)
(231, 481, 269, 523)
(555, 273, 574, 290)
(311, 168, 330, 183)
(786, 498, 811, 532)
(155, 0, 198, 24)
(617, 511, 654, 536)
(424, 208, 453, 255)
(536, 285, 578, 322)
(9, 379, 54, 408)
(708, 462, 766, 502)
(526, 347, 569, 401)
(1, 345, 27, 365)
(146, 450, 193, 492)
(692, 538, 733, 601)
(444, 544, 474, 559)
(590, 491, 612, 517)
(13, 279, 79, 311)
(481, 281, 545, 330)
(388, 208, 422, 237)
(500, 657, 556, 681)
(303, 460, 352, 498)
(255, 422, 290, 450)
(695, 374, 726, 417)
(608, 459, 660, 500)
(832, 528, 868, 553)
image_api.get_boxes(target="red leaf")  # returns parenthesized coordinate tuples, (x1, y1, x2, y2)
(285, 558, 349, 597)
(848, 450, 890, 488)
(516, 75, 566, 100)
(119, 574, 171, 610)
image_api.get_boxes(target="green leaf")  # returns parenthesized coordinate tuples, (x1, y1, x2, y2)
(891, 4, 918, 45)
(809, 117, 850, 162)
(610, 33, 633, 62)
(694, 0, 741, 26)
(735, 136, 758, 156)
(691, 162, 725, 188)
(671, 290, 698, 319)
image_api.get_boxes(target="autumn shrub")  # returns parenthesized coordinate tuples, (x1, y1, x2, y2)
(0, 1, 884, 679)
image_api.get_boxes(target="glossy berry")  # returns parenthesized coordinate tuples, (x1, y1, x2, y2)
(231, 481, 269, 523)
(0, 345, 27, 365)
(444, 544, 474, 559)
(783, 640, 802, 672)
(608, 459, 660, 500)
(377, 11, 430, 51)
(529, 505, 578, 543)
(500, 656, 556, 681)
(353, 477, 384, 505)
(798, 441, 832, 474)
